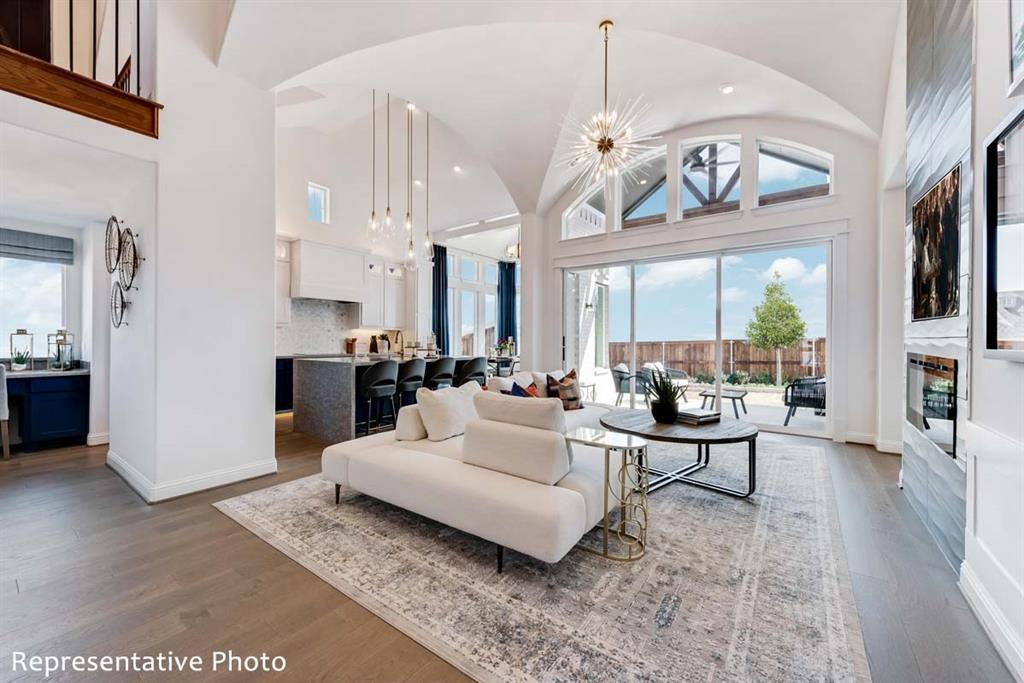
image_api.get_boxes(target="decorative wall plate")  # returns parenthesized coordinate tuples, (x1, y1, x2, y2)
(110, 281, 127, 328)
(105, 216, 121, 274)
(118, 229, 139, 289)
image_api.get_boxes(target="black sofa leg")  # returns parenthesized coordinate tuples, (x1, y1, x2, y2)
(335, 483, 341, 505)
(496, 544, 504, 574)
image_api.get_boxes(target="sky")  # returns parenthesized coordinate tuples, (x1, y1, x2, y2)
(0, 257, 65, 357)
(603, 243, 828, 342)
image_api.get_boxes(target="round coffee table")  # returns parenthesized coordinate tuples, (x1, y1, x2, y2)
(600, 409, 759, 498)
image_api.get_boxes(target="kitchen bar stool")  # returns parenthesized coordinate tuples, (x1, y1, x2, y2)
(455, 356, 487, 387)
(396, 358, 426, 407)
(357, 360, 398, 436)
(423, 357, 455, 390)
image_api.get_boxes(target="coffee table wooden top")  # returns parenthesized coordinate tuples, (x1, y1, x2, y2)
(600, 409, 758, 445)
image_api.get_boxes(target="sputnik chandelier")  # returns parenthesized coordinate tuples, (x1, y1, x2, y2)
(563, 20, 656, 190)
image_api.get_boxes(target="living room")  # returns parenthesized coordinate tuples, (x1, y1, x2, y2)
(1, 1, 1022, 681)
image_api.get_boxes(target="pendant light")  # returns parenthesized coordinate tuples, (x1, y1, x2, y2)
(383, 92, 394, 235)
(366, 89, 379, 241)
(404, 101, 418, 271)
(422, 113, 434, 263)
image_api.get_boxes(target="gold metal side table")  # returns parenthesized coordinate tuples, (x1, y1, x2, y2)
(565, 426, 649, 562)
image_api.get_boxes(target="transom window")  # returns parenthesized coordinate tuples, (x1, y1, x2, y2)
(622, 149, 667, 229)
(307, 182, 330, 223)
(757, 141, 832, 206)
(680, 140, 741, 219)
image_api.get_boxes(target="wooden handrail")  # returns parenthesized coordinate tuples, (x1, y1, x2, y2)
(0, 44, 162, 137)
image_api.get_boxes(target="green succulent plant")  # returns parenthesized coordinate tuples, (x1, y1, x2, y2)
(12, 348, 31, 364)
(645, 369, 682, 405)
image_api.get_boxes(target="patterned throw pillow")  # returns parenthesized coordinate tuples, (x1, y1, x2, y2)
(555, 376, 583, 410)
(546, 369, 577, 396)
(510, 382, 541, 398)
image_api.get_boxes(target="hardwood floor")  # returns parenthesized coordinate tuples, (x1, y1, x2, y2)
(0, 425, 1012, 682)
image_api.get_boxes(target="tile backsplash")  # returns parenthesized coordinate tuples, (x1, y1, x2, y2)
(276, 299, 361, 356)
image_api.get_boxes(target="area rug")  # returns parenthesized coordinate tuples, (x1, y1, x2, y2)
(214, 441, 871, 682)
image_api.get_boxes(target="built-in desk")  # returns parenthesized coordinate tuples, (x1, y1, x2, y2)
(5, 369, 90, 452)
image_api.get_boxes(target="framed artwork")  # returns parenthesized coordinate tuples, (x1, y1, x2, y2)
(912, 165, 961, 322)
(1012, 0, 1024, 96)
(984, 102, 1024, 361)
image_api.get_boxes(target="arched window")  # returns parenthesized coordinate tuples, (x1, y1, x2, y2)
(757, 140, 832, 206)
(680, 139, 742, 219)
(622, 148, 667, 229)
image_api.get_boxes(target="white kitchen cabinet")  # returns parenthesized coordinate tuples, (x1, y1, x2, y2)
(361, 258, 384, 328)
(383, 264, 405, 329)
(290, 240, 367, 302)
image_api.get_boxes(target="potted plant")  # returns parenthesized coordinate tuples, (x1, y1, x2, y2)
(646, 369, 682, 424)
(11, 348, 31, 372)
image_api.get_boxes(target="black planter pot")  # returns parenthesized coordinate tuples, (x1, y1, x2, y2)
(650, 400, 679, 424)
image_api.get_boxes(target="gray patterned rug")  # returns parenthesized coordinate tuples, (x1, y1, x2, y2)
(215, 441, 871, 682)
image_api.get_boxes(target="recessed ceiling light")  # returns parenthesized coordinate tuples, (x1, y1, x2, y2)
(414, 179, 423, 187)
(719, 83, 735, 95)
(453, 165, 462, 173)
(406, 102, 416, 111)
(639, 179, 648, 185)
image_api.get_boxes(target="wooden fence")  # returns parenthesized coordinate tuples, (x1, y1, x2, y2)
(607, 338, 826, 380)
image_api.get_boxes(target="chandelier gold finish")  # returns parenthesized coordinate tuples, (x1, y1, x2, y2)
(563, 20, 655, 190)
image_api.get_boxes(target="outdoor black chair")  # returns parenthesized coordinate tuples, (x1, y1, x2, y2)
(455, 356, 488, 387)
(423, 357, 456, 390)
(396, 358, 426, 407)
(783, 376, 826, 426)
(357, 360, 399, 436)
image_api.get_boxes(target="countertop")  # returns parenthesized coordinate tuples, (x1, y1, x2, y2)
(5, 368, 90, 378)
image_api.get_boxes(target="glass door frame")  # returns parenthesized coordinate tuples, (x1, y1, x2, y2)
(561, 236, 833, 438)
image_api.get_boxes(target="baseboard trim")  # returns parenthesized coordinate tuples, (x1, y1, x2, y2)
(107, 450, 278, 504)
(961, 560, 1024, 682)
(845, 431, 876, 446)
(874, 438, 901, 454)
(87, 431, 110, 446)
(106, 449, 156, 502)
(149, 458, 279, 502)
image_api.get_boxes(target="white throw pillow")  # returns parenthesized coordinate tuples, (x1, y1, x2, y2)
(531, 370, 565, 398)
(394, 405, 427, 441)
(486, 376, 515, 394)
(415, 382, 481, 441)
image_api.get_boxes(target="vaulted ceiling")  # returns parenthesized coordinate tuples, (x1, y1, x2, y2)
(219, 1, 900, 218)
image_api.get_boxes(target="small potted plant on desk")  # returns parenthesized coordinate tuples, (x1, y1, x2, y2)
(11, 348, 31, 372)
(647, 369, 682, 424)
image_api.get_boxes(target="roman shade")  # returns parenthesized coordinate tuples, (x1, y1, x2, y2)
(0, 228, 74, 265)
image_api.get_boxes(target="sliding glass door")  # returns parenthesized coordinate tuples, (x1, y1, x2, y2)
(562, 241, 830, 436)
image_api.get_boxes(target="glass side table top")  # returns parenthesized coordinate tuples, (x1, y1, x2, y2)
(565, 426, 647, 450)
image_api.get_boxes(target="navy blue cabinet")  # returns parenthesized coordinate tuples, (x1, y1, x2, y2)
(6, 374, 89, 451)
(275, 358, 293, 412)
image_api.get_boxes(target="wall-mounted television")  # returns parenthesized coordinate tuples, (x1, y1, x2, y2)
(906, 353, 957, 458)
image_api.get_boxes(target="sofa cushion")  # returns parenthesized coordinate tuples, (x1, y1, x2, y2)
(555, 443, 607, 529)
(393, 436, 464, 461)
(531, 370, 565, 397)
(564, 403, 611, 431)
(473, 391, 566, 432)
(394, 405, 427, 441)
(415, 382, 480, 441)
(463, 419, 571, 485)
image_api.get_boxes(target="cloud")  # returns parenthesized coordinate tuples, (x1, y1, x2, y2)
(720, 286, 748, 302)
(757, 154, 806, 183)
(761, 256, 806, 282)
(635, 258, 717, 290)
(801, 263, 827, 286)
(606, 267, 630, 291)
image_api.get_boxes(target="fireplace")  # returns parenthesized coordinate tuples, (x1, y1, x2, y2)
(906, 353, 957, 458)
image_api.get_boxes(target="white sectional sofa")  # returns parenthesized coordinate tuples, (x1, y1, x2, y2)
(321, 383, 612, 570)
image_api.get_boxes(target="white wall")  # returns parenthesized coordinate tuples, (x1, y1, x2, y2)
(80, 221, 110, 445)
(530, 116, 881, 444)
(148, 0, 276, 497)
(959, 2, 1024, 679)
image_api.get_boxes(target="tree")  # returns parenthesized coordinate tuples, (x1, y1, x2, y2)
(745, 272, 807, 385)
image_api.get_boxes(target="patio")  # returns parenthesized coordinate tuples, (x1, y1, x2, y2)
(583, 371, 827, 433)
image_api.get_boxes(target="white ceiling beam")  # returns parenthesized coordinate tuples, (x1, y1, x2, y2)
(435, 213, 520, 239)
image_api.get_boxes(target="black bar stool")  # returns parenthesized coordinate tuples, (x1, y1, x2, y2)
(357, 360, 398, 436)
(396, 358, 426, 407)
(423, 357, 455, 390)
(455, 356, 487, 387)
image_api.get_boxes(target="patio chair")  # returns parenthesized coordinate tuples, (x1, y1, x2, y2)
(611, 365, 651, 407)
(783, 376, 826, 426)
(642, 362, 689, 400)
